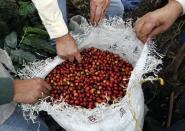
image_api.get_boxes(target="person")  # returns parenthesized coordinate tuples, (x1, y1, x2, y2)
(31, 0, 113, 63)
(0, 0, 143, 130)
(0, 0, 117, 131)
(32, 0, 142, 63)
(58, 0, 141, 23)
(0, 60, 51, 131)
(134, 0, 185, 42)
(134, 1, 185, 131)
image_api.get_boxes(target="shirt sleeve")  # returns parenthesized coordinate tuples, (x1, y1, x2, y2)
(0, 78, 14, 105)
(31, 0, 68, 39)
(176, 0, 185, 14)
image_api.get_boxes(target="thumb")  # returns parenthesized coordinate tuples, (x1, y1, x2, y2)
(68, 56, 75, 62)
(90, 1, 96, 25)
(75, 51, 82, 63)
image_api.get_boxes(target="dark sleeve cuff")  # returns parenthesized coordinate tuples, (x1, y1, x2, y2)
(0, 78, 14, 105)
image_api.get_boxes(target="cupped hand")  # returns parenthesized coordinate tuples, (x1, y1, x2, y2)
(134, 1, 183, 43)
(13, 78, 51, 104)
(90, 0, 110, 25)
(56, 33, 81, 62)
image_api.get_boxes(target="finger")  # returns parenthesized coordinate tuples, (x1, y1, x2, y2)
(102, 0, 108, 12)
(42, 81, 52, 91)
(68, 55, 75, 62)
(102, 0, 110, 18)
(133, 17, 142, 28)
(39, 82, 51, 96)
(75, 51, 82, 63)
(90, 1, 96, 24)
(139, 22, 156, 40)
(58, 55, 67, 61)
(134, 18, 145, 39)
(41, 86, 50, 96)
(141, 36, 149, 43)
(94, 6, 103, 25)
(40, 91, 48, 99)
(148, 25, 165, 38)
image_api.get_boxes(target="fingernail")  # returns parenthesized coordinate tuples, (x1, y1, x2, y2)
(48, 86, 52, 90)
(147, 38, 151, 42)
(144, 38, 151, 44)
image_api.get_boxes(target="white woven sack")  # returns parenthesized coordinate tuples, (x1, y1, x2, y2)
(18, 18, 163, 131)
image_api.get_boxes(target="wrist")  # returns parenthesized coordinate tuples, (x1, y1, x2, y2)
(169, 0, 184, 16)
(12, 80, 18, 102)
(56, 33, 70, 44)
(174, 0, 185, 15)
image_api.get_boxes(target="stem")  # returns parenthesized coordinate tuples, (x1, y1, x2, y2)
(167, 91, 174, 128)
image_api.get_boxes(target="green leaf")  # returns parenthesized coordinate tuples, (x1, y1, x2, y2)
(4, 32, 17, 49)
(21, 34, 56, 54)
(23, 26, 49, 37)
(19, 1, 36, 16)
(10, 49, 37, 64)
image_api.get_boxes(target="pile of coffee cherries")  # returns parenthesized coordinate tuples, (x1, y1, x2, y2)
(46, 47, 133, 109)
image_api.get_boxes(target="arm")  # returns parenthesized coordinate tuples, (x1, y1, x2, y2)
(32, 0, 81, 62)
(31, 0, 68, 38)
(134, 0, 184, 42)
(0, 78, 14, 105)
(0, 77, 51, 105)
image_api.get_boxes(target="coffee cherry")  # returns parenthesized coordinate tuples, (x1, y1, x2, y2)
(46, 47, 133, 109)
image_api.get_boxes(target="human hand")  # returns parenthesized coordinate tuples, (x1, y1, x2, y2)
(134, 1, 183, 43)
(90, 0, 110, 25)
(56, 33, 81, 62)
(13, 78, 51, 104)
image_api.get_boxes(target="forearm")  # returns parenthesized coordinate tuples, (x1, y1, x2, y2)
(0, 78, 14, 105)
(31, 0, 68, 39)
